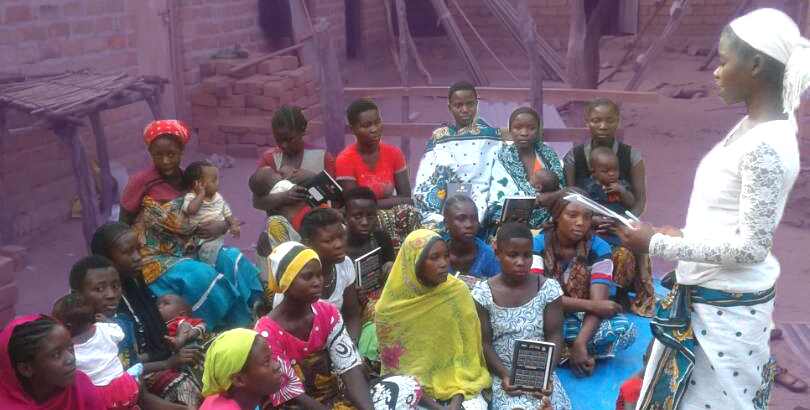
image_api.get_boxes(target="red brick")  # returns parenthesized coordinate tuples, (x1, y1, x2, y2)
(277, 55, 299, 70)
(286, 66, 314, 87)
(199, 61, 216, 77)
(215, 60, 236, 75)
(214, 83, 230, 99)
(245, 108, 261, 116)
(221, 125, 249, 134)
(4, 5, 32, 23)
(201, 75, 227, 93)
(0, 305, 14, 330)
(48, 23, 71, 37)
(0, 246, 24, 272)
(190, 92, 218, 107)
(107, 34, 127, 49)
(256, 59, 284, 75)
(220, 94, 245, 108)
(226, 143, 261, 158)
(231, 65, 256, 79)
(199, 142, 225, 155)
(0, 284, 18, 310)
(303, 104, 323, 119)
(0, 256, 13, 286)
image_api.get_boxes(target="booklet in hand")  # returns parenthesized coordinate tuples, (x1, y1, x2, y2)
(454, 271, 481, 291)
(304, 171, 343, 207)
(442, 183, 473, 212)
(510, 339, 555, 392)
(562, 192, 634, 228)
(500, 196, 535, 224)
(355, 247, 383, 294)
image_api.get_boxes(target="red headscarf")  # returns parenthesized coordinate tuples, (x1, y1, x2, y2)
(0, 315, 103, 410)
(143, 120, 190, 147)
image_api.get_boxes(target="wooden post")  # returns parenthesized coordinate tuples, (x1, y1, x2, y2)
(145, 94, 164, 120)
(626, 0, 692, 91)
(0, 109, 15, 245)
(698, 0, 754, 71)
(55, 124, 98, 247)
(89, 112, 114, 220)
(395, 0, 412, 162)
(519, 0, 543, 122)
(600, 0, 666, 84)
(313, 19, 346, 156)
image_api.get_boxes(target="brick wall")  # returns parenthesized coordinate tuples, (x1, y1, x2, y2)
(0, 0, 271, 241)
(359, 0, 388, 60)
(308, 0, 347, 63)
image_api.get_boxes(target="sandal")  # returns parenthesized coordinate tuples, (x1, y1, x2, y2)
(774, 366, 808, 393)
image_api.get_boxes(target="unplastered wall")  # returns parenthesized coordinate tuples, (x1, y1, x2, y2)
(0, 0, 271, 241)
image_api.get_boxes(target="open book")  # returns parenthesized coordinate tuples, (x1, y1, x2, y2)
(304, 171, 343, 207)
(500, 196, 535, 224)
(355, 247, 383, 294)
(454, 271, 481, 291)
(563, 192, 634, 228)
(510, 339, 555, 392)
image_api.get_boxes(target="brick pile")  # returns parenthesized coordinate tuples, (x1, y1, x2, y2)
(190, 55, 322, 157)
(0, 245, 25, 329)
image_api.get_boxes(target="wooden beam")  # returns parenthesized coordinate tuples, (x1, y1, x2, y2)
(0, 109, 15, 244)
(519, 0, 542, 120)
(426, 0, 489, 85)
(89, 112, 114, 220)
(698, 0, 754, 71)
(228, 43, 305, 76)
(626, 0, 693, 91)
(290, 0, 317, 66)
(54, 124, 98, 247)
(309, 120, 611, 143)
(313, 19, 346, 156)
(342, 86, 660, 104)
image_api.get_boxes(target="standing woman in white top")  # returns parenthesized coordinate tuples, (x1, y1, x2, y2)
(619, 8, 810, 410)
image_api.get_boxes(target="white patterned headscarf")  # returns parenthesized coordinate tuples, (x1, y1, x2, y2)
(729, 8, 810, 120)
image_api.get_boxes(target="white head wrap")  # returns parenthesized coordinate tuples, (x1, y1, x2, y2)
(729, 8, 810, 118)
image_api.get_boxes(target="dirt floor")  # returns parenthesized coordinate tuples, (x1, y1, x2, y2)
(14, 44, 810, 408)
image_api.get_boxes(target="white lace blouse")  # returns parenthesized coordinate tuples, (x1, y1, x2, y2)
(649, 118, 799, 292)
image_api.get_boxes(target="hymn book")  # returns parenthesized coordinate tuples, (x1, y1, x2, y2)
(304, 171, 343, 207)
(500, 196, 536, 224)
(510, 339, 555, 392)
(355, 247, 383, 294)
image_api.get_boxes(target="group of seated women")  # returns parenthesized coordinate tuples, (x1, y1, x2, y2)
(0, 83, 652, 410)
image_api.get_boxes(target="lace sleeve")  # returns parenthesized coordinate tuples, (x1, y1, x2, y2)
(649, 142, 786, 264)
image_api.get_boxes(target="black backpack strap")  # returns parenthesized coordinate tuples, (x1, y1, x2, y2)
(617, 143, 633, 182)
(573, 144, 589, 186)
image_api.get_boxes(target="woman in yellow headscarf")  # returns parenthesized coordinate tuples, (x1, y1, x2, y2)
(376, 230, 491, 410)
(254, 241, 422, 410)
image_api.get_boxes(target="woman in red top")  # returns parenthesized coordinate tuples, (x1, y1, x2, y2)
(336, 99, 421, 249)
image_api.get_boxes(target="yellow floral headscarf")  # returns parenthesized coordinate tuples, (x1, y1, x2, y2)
(375, 229, 491, 401)
(201, 328, 258, 397)
(265, 241, 320, 294)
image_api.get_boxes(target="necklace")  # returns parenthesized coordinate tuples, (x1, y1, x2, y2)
(323, 265, 336, 289)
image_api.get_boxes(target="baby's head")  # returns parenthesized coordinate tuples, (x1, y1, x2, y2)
(52, 293, 96, 338)
(589, 146, 620, 186)
(184, 161, 219, 197)
(249, 166, 282, 197)
(530, 168, 560, 194)
(156, 293, 191, 322)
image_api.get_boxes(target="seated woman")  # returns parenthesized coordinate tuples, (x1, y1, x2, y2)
(90, 222, 203, 408)
(119, 120, 262, 329)
(376, 230, 491, 410)
(487, 107, 565, 232)
(563, 99, 653, 316)
(252, 106, 335, 218)
(268, 209, 363, 341)
(337, 99, 421, 250)
(443, 195, 499, 279)
(0, 315, 104, 409)
(472, 223, 570, 410)
(533, 189, 637, 377)
(255, 242, 422, 410)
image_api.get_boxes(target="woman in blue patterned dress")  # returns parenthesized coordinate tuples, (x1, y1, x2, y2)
(472, 223, 570, 410)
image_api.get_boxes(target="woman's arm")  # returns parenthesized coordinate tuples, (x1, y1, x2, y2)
(542, 297, 565, 372)
(649, 144, 785, 265)
(378, 170, 414, 208)
(628, 160, 646, 216)
(341, 284, 363, 341)
(563, 164, 576, 188)
(138, 390, 191, 410)
(340, 366, 375, 410)
(475, 302, 510, 379)
(119, 208, 137, 225)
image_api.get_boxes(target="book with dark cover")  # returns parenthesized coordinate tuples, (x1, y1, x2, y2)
(500, 196, 535, 224)
(355, 247, 383, 294)
(442, 183, 473, 212)
(510, 339, 555, 392)
(304, 171, 343, 207)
